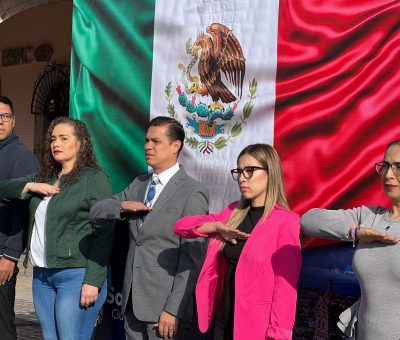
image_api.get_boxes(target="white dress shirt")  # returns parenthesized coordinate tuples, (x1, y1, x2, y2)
(146, 162, 180, 204)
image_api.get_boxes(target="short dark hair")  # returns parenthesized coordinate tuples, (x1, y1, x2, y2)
(0, 95, 14, 113)
(148, 116, 185, 153)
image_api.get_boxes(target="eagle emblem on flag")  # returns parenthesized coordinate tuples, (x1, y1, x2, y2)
(165, 23, 258, 154)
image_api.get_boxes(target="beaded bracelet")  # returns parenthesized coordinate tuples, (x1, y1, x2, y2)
(350, 224, 361, 247)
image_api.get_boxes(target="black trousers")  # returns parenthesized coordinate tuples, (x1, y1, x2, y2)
(0, 265, 18, 340)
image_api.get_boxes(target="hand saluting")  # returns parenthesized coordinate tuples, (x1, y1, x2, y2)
(215, 222, 250, 244)
(357, 226, 399, 244)
(22, 182, 60, 196)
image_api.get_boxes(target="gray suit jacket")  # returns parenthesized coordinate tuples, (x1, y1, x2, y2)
(90, 167, 209, 322)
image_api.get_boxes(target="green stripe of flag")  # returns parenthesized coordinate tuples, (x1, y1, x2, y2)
(70, 0, 156, 191)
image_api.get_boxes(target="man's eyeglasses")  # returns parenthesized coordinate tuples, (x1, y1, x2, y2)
(0, 113, 14, 122)
(230, 166, 268, 181)
(375, 162, 400, 177)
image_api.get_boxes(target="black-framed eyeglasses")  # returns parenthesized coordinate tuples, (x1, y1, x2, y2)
(375, 162, 400, 177)
(230, 166, 268, 181)
(0, 113, 14, 122)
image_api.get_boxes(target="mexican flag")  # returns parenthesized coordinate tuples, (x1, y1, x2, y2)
(70, 0, 400, 215)
(70, 0, 400, 338)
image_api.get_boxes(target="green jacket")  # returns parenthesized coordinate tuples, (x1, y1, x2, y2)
(0, 167, 115, 287)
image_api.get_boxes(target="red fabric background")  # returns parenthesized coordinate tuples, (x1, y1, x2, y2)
(274, 1, 400, 246)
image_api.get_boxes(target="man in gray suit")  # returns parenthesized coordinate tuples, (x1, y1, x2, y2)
(90, 116, 208, 340)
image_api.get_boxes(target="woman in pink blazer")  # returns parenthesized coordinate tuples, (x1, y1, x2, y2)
(174, 144, 301, 340)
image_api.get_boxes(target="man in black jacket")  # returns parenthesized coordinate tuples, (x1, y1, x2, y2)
(0, 95, 38, 340)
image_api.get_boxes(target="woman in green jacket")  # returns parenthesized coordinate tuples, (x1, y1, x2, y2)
(0, 117, 114, 340)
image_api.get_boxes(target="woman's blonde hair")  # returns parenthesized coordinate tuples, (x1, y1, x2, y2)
(221, 144, 289, 248)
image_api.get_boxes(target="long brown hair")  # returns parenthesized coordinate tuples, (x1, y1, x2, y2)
(222, 144, 289, 247)
(37, 117, 101, 184)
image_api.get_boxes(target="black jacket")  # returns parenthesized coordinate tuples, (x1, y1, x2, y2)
(0, 132, 38, 261)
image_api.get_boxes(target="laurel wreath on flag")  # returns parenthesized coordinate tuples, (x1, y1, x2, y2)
(165, 77, 257, 153)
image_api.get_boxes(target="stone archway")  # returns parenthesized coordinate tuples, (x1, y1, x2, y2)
(31, 62, 70, 156)
(0, 0, 65, 23)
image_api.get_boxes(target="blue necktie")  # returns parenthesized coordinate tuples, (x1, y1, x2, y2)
(141, 177, 160, 224)
(144, 176, 160, 208)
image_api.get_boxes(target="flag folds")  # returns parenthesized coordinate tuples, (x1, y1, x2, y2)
(275, 1, 400, 245)
(69, 1, 400, 336)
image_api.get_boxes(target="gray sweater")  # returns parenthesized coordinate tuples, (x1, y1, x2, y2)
(301, 206, 400, 340)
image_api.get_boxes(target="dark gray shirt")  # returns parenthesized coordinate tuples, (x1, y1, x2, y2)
(0, 132, 38, 261)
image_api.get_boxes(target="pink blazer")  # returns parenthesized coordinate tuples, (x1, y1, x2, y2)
(174, 202, 301, 340)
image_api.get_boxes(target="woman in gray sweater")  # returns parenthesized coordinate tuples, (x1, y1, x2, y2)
(301, 140, 400, 340)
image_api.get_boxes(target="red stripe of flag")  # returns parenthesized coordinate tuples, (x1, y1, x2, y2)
(274, 0, 400, 247)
